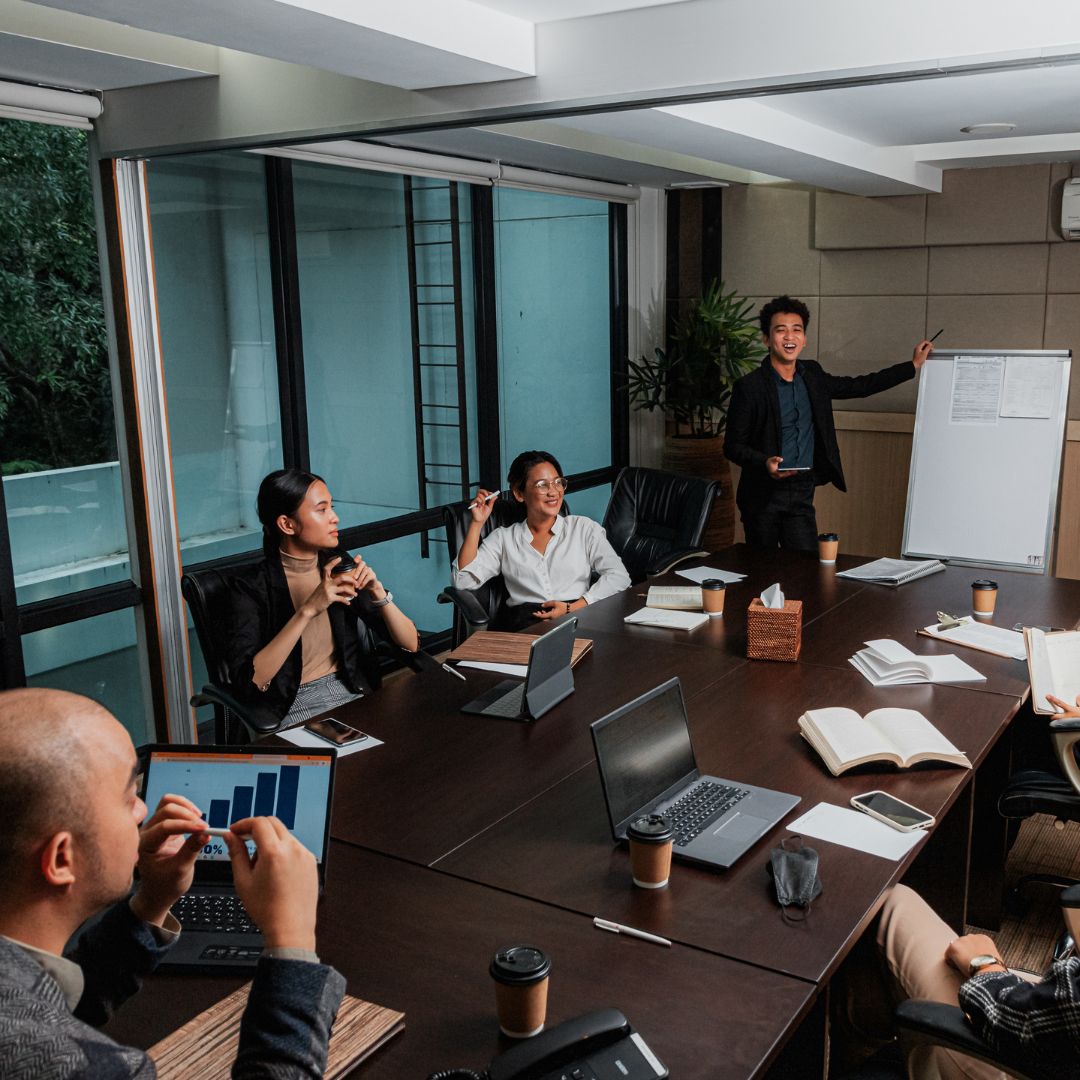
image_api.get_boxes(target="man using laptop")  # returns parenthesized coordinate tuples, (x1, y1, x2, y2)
(0, 687, 344, 1078)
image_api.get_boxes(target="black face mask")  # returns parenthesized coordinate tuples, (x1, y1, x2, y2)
(766, 836, 823, 922)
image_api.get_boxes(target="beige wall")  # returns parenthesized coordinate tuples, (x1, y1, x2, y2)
(720, 163, 1080, 574)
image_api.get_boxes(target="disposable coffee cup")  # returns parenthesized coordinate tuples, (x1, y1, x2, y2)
(818, 533, 839, 564)
(701, 579, 726, 617)
(490, 945, 551, 1038)
(331, 552, 357, 575)
(627, 813, 674, 889)
(972, 579, 998, 618)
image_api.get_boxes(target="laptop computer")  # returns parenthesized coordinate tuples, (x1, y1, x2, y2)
(139, 744, 336, 971)
(590, 678, 800, 869)
(460, 616, 578, 720)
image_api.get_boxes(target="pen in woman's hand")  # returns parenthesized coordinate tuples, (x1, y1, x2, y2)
(467, 490, 501, 511)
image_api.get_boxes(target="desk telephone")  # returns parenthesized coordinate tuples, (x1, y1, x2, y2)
(428, 1008, 668, 1080)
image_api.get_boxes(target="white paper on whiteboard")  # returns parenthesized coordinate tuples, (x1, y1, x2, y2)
(950, 357, 1003, 424)
(1001, 356, 1057, 418)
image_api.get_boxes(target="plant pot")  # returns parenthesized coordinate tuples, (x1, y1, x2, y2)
(661, 434, 736, 551)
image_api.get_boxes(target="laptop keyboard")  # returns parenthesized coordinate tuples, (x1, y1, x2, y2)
(172, 892, 260, 934)
(483, 682, 525, 717)
(664, 779, 751, 848)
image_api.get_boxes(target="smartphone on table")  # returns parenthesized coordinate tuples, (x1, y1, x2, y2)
(851, 790, 934, 832)
(304, 715, 368, 746)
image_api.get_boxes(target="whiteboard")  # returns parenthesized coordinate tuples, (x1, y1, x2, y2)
(902, 349, 1071, 574)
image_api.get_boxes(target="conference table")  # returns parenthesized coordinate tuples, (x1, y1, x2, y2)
(111, 546, 1080, 1078)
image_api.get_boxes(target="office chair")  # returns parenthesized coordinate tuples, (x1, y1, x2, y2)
(437, 492, 570, 647)
(601, 466, 717, 584)
(998, 715, 1080, 903)
(181, 567, 283, 744)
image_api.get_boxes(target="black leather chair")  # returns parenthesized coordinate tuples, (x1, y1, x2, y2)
(998, 715, 1080, 901)
(601, 466, 717, 584)
(181, 566, 282, 744)
(437, 492, 569, 647)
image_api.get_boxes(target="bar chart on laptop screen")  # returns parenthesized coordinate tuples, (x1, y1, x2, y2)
(144, 753, 331, 862)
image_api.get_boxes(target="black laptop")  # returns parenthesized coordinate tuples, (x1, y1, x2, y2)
(590, 678, 800, 869)
(460, 616, 578, 720)
(140, 744, 336, 971)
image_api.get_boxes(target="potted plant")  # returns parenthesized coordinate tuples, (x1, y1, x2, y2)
(627, 279, 765, 548)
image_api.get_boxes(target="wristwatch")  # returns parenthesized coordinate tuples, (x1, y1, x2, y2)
(968, 954, 1003, 976)
(369, 590, 393, 608)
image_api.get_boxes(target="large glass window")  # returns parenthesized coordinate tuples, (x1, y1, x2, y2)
(493, 188, 612, 476)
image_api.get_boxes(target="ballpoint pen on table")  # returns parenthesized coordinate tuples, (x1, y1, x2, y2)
(593, 917, 671, 947)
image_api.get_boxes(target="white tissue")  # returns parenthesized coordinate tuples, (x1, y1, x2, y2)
(760, 582, 785, 609)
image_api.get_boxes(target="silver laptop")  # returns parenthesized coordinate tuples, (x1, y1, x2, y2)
(140, 744, 336, 971)
(590, 678, 800, 869)
(460, 616, 577, 720)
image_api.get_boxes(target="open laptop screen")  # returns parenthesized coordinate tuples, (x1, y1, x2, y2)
(591, 678, 697, 835)
(142, 747, 335, 868)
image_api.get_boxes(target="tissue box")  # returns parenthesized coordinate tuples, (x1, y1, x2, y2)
(746, 598, 803, 661)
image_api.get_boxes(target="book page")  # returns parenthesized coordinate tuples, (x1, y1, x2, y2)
(803, 708, 897, 767)
(1043, 631, 1080, 709)
(646, 585, 702, 610)
(864, 708, 966, 765)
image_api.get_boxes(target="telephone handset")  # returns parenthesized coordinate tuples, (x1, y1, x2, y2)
(428, 1008, 668, 1080)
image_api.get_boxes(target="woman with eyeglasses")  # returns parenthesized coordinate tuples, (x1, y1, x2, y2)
(453, 449, 631, 631)
(227, 468, 420, 726)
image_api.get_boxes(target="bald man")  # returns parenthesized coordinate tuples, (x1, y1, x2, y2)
(0, 688, 344, 1078)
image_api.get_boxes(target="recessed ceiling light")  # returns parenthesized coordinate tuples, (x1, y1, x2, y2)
(960, 122, 1017, 135)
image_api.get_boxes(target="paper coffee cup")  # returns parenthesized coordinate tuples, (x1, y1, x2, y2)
(818, 533, 839, 564)
(972, 579, 998, 617)
(627, 814, 674, 889)
(490, 945, 550, 1038)
(701, 579, 725, 617)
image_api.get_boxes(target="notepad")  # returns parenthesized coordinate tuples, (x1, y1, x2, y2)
(837, 558, 946, 587)
(1026, 627, 1080, 714)
(849, 639, 985, 686)
(624, 607, 709, 631)
(918, 618, 1027, 661)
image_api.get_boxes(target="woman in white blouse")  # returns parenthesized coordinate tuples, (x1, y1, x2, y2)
(453, 449, 631, 630)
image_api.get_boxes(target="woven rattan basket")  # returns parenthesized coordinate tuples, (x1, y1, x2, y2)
(746, 598, 803, 661)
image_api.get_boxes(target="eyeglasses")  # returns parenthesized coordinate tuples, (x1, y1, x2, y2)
(532, 477, 568, 493)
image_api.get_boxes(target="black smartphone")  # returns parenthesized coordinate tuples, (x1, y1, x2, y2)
(304, 715, 368, 746)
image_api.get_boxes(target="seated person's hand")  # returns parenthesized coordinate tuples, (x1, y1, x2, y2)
(351, 556, 383, 598)
(533, 599, 572, 620)
(224, 817, 318, 951)
(945, 933, 1005, 977)
(131, 793, 209, 927)
(302, 557, 359, 616)
(766, 455, 798, 480)
(469, 488, 497, 525)
(1047, 693, 1080, 720)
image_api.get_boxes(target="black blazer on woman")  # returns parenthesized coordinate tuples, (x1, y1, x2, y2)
(724, 357, 915, 518)
(226, 548, 386, 721)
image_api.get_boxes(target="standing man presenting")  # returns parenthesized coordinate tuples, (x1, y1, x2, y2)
(724, 295, 933, 550)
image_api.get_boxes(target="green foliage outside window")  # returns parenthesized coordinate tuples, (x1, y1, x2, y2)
(0, 119, 114, 475)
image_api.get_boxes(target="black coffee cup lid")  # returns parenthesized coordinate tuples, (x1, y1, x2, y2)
(332, 552, 357, 573)
(818, 533, 839, 541)
(627, 813, 674, 844)
(490, 945, 551, 984)
(701, 579, 725, 590)
(971, 579, 998, 590)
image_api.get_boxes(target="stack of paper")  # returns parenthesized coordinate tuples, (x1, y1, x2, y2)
(674, 566, 746, 585)
(919, 618, 1027, 661)
(849, 639, 986, 687)
(837, 558, 946, 587)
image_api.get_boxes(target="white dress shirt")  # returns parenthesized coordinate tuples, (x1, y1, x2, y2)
(452, 515, 631, 607)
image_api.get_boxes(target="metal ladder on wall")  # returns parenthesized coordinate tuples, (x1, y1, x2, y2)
(403, 176, 471, 557)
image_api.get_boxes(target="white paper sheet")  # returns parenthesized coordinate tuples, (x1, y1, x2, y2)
(674, 566, 746, 584)
(277, 725, 384, 757)
(789, 802, 926, 861)
(457, 660, 528, 677)
(949, 356, 1003, 425)
(1001, 356, 1058, 419)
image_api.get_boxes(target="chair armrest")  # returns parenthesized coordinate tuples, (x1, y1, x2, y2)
(895, 1000, 1046, 1080)
(1050, 719, 1080, 794)
(1050, 718, 1080, 732)
(437, 586, 491, 628)
(645, 548, 711, 578)
(190, 685, 281, 737)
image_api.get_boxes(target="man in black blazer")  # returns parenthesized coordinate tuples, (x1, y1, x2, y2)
(724, 296, 933, 550)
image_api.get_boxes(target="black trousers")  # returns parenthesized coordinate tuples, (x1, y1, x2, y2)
(742, 476, 818, 552)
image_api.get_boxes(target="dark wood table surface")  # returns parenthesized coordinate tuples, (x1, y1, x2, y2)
(435, 662, 1021, 983)
(105, 844, 815, 1080)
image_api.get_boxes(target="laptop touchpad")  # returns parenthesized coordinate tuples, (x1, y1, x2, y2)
(712, 812, 768, 841)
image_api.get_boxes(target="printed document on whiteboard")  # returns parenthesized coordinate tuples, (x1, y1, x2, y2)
(1000, 356, 1058, 419)
(950, 356, 1003, 424)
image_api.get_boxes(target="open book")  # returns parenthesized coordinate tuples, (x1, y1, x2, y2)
(837, 557, 946, 587)
(850, 639, 986, 687)
(798, 706, 971, 776)
(1025, 627, 1080, 714)
(645, 585, 702, 610)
